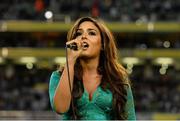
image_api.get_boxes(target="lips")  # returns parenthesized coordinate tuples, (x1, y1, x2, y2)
(82, 42, 89, 49)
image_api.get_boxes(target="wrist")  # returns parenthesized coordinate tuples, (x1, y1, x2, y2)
(67, 57, 76, 65)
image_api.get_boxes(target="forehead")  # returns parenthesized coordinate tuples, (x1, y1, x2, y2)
(78, 21, 99, 31)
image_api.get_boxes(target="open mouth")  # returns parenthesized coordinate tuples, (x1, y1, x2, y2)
(82, 42, 89, 49)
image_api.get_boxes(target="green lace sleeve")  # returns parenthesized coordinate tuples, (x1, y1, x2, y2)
(48, 71, 71, 119)
(126, 85, 136, 120)
(49, 71, 61, 111)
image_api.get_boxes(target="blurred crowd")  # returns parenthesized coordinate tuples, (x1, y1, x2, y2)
(0, 32, 180, 49)
(0, 61, 179, 113)
(0, 64, 53, 110)
(131, 64, 180, 113)
(0, 0, 180, 22)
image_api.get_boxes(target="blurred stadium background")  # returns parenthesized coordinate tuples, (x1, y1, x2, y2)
(0, 0, 180, 120)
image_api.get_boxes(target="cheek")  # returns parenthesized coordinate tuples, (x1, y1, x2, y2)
(89, 38, 101, 54)
(91, 37, 101, 48)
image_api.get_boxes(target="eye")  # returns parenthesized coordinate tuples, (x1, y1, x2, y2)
(88, 31, 96, 36)
(75, 31, 82, 37)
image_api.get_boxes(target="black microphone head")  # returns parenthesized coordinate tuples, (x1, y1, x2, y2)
(66, 42, 78, 50)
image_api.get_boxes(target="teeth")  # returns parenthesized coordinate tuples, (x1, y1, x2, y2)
(82, 42, 89, 48)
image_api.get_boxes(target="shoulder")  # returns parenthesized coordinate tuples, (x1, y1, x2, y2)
(50, 65, 64, 79)
(49, 70, 61, 87)
(50, 69, 64, 81)
(50, 70, 61, 78)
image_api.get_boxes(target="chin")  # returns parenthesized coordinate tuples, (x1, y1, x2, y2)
(79, 54, 94, 60)
(81, 51, 89, 56)
(79, 54, 91, 59)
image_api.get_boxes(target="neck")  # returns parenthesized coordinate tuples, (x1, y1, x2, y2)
(80, 56, 99, 75)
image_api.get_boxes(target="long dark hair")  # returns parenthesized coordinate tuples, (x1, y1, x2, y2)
(64, 17, 129, 119)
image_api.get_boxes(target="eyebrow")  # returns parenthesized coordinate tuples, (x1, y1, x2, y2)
(77, 28, 98, 32)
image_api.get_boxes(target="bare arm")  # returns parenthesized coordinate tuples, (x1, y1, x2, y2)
(53, 39, 83, 113)
(54, 59, 75, 113)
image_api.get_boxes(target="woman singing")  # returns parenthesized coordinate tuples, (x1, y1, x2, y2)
(49, 17, 136, 120)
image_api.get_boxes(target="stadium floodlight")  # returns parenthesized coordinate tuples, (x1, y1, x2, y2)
(19, 57, 37, 64)
(147, 22, 154, 32)
(122, 57, 140, 65)
(163, 41, 170, 48)
(26, 63, 33, 70)
(54, 57, 66, 64)
(2, 47, 8, 57)
(45, 11, 53, 20)
(122, 57, 140, 74)
(154, 57, 174, 65)
(0, 57, 4, 63)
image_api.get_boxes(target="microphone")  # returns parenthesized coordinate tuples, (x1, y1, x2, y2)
(66, 42, 78, 50)
(66, 42, 89, 50)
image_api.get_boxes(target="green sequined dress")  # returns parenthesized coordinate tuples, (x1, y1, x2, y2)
(49, 71, 136, 120)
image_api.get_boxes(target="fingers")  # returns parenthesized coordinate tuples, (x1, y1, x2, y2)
(66, 38, 83, 51)
(66, 41, 83, 62)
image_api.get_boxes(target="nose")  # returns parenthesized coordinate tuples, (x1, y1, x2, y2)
(81, 32, 87, 40)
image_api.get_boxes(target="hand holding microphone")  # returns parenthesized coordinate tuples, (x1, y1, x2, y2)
(66, 42, 89, 51)
(66, 40, 89, 62)
(66, 42, 78, 50)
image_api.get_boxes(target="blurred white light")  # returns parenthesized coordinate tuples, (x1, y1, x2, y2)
(20, 57, 37, 64)
(0, 57, 4, 63)
(127, 68, 133, 74)
(122, 57, 140, 65)
(135, 20, 142, 26)
(135, 16, 148, 25)
(139, 44, 147, 49)
(159, 68, 166, 75)
(127, 63, 133, 69)
(162, 63, 168, 69)
(155, 57, 173, 65)
(26, 63, 33, 69)
(54, 57, 66, 64)
(163, 41, 170, 48)
(0, 22, 7, 31)
(147, 22, 154, 32)
(126, 63, 134, 74)
(2, 47, 8, 57)
(45, 11, 53, 19)
(65, 16, 71, 23)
